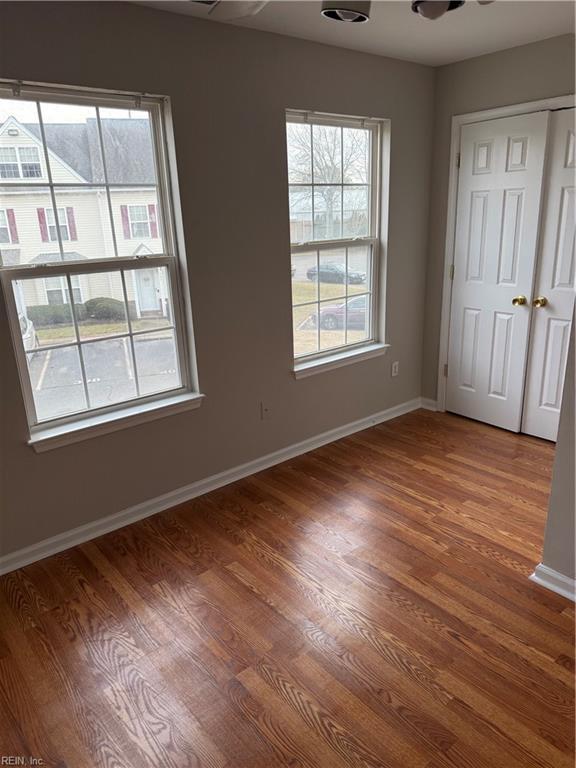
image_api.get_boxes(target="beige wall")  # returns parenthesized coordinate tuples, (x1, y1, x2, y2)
(0, 2, 435, 555)
(542, 314, 575, 581)
(422, 34, 575, 399)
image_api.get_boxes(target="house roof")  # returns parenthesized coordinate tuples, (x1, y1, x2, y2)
(2, 117, 156, 185)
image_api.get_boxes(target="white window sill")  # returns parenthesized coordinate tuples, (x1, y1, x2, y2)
(293, 343, 389, 379)
(29, 392, 205, 453)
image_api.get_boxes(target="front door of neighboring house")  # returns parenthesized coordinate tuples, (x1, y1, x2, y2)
(446, 108, 575, 440)
(136, 268, 160, 314)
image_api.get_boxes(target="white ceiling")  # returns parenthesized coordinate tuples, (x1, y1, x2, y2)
(138, 0, 574, 66)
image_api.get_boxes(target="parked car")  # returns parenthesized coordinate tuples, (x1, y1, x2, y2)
(310, 295, 368, 330)
(306, 262, 366, 285)
(19, 314, 39, 352)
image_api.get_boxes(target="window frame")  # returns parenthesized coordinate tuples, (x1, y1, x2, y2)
(18, 146, 42, 178)
(44, 206, 70, 242)
(0, 208, 11, 243)
(0, 80, 200, 446)
(0, 147, 20, 179)
(0, 145, 43, 179)
(128, 204, 151, 239)
(286, 110, 386, 367)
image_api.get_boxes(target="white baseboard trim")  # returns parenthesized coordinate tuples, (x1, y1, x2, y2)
(530, 563, 576, 602)
(420, 398, 438, 411)
(0, 397, 426, 576)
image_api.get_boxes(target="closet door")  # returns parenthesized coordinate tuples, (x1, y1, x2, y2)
(446, 112, 549, 431)
(522, 108, 576, 441)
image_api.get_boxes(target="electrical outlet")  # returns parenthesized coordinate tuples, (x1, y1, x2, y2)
(260, 401, 272, 421)
(391, 361, 400, 377)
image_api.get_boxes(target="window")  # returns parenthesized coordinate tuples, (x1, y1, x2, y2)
(0, 209, 10, 243)
(120, 203, 158, 240)
(286, 111, 383, 362)
(18, 146, 42, 178)
(128, 204, 151, 238)
(0, 147, 19, 178)
(45, 207, 69, 241)
(0, 83, 198, 444)
(37, 207, 77, 244)
(0, 146, 42, 179)
(0, 208, 18, 245)
(44, 274, 82, 305)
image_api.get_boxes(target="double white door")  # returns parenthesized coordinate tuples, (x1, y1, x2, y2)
(447, 108, 575, 440)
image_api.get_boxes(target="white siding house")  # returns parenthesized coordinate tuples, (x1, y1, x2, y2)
(0, 115, 168, 320)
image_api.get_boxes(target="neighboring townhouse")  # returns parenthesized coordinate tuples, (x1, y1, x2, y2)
(0, 114, 169, 320)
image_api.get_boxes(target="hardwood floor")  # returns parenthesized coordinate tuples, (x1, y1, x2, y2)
(0, 410, 573, 768)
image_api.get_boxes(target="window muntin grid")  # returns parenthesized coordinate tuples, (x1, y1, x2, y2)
(19, 146, 42, 178)
(45, 207, 69, 241)
(0, 82, 192, 431)
(128, 204, 151, 238)
(0, 146, 42, 179)
(14, 265, 181, 423)
(0, 147, 19, 178)
(286, 111, 381, 361)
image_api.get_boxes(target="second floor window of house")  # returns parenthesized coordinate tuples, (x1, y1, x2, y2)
(285, 111, 383, 362)
(128, 204, 151, 238)
(44, 207, 71, 242)
(0, 83, 197, 440)
(19, 146, 42, 177)
(0, 146, 42, 178)
(0, 147, 19, 178)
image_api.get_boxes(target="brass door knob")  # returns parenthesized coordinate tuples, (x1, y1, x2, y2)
(512, 295, 527, 306)
(533, 296, 548, 308)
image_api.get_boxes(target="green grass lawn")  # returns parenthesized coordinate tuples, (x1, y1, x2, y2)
(292, 278, 366, 305)
(36, 318, 169, 345)
(36, 277, 367, 357)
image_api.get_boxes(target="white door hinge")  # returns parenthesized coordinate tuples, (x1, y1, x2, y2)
(449, 264, 455, 280)
(456, 153, 461, 169)
(443, 363, 448, 378)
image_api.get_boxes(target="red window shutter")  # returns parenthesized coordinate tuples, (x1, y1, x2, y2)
(37, 208, 48, 242)
(66, 207, 77, 241)
(6, 209, 18, 243)
(148, 204, 158, 238)
(121, 205, 130, 239)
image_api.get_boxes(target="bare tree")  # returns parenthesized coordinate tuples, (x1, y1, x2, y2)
(287, 123, 368, 241)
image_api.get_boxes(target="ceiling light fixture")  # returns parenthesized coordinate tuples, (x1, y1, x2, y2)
(321, 1, 371, 23)
(411, 0, 464, 20)
(411, 0, 494, 21)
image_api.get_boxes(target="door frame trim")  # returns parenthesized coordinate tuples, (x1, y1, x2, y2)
(436, 94, 575, 412)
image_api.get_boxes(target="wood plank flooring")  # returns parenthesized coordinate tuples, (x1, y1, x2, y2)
(0, 410, 573, 768)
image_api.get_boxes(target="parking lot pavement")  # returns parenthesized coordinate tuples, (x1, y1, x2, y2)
(29, 335, 179, 422)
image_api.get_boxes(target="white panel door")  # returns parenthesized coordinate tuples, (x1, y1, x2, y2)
(446, 112, 549, 431)
(522, 108, 576, 440)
